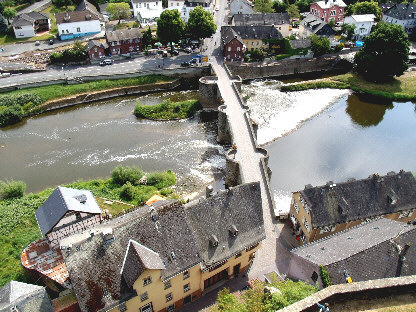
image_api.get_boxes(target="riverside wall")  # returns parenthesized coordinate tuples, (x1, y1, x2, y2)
(226, 56, 352, 80)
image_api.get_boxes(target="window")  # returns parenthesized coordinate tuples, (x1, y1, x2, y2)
(237, 47, 240, 51)
(140, 292, 148, 302)
(319, 225, 335, 234)
(228, 46, 231, 51)
(302, 216, 311, 233)
(94, 48, 97, 52)
(251, 42, 254, 46)
(167, 305, 175, 312)
(399, 209, 414, 218)
(62, 30, 64, 34)
(330, 10, 335, 16)
(77, 27, 81, 32)
(183, 270, 190, 279)
(75, 212, 81, 220)
(166, 293, 173, 302)
(66, 29, 69, 33)
(143, 276, 152, 286)
(184, 283, 190, 292)
(164, 280, 171, 289)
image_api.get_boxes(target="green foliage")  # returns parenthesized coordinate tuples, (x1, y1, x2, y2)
(354, 21, 409, 82)
(0, 180, 26, 199)
(157, 9, 185, 46)
(0, 14, 8, 34)
(287, 3, 300, 18)
(272, 0, 287, 12)
(328, 18, 335, 28)
(342, 23, 356, 40)
(320, 265, 332, 288)
(111, 165, 144, 185)
(53, 0, 73, 8)
(49, 41, 87, 64)
(346, 1, 382, 21)
(250, 48, 265, 61)
(106, 2, 130, 22)
(2, 7, 16, 23)
(142, 27, 153, 48)
(0, 104, 23, 127)
(211, 288, 244, 312)
(265, 280, 318, 310)
(310, 34, 331, 57)
(281, 80, 349, 91)
(254, 0, 274, 13)
(0, 93, 42, 108)
(146, 170, 176, 189)
(187, 5, 217, 40)
(295, 0, 314, 12)
(134, 99, 202, 120)
(109, 0, 130, 3)
(120, 181, 135, 200)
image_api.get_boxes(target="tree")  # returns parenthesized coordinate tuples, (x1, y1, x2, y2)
(310, 34, 331, 56)
(354, 21, 409, 82)
(2, 7, 16, 25)
(142, 27, 153, 49)
(254, 0, 274, 13)
(53, 0, 73, 8)
(0, 2, 4, 15)
(295, 0, 314, 12)
(328, 18, 335, 28)
(346, 1, 382, 21)
(287, 3, 300, 19)
(0, 14, 7, 34)
(157, 9, 185, 51)
(342, 23, 356, 40)
(273, 0, 287, 12)
(0, 180, 26, 199)
(109, 0, 130, 3)
(251, 48, 265, 61)
(211, 288, 244, 312)
(187, 5, 216, 40)
(162, 0, 167, 8)
(106, 2, 130, 24)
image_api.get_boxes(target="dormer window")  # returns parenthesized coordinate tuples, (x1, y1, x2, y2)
(75, 212, 81, 220)
(229, 224, 238, 237)
(209, 234, 219, 247)
(183, 270, 190, 279)
(143, 276, 152, 286)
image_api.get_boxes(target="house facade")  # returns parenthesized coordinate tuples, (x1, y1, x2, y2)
(86, 40, 108, 59)
(132, 0, 163, 23)
(106, 28, 142, 55)
(309, 0, 346, 23)
(287, 218, 416, 287)
(230, 0, 253, 16)
(221, 27, 244, 61)
(61, 182, 265, 312)
(11, 12, 50, 38)
(55, 11, 101, 40)
(299, 14, 335, 38)
(182, 0, 212, 22)
(289, 171, 416, 245)
(231, 13, 291, 37)
(382, 3, 416, 34)
(167, 0, 185, 9)
(344, 14, 376, 40)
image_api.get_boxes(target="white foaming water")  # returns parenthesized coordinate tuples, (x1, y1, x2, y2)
(243, 80, 350, 145)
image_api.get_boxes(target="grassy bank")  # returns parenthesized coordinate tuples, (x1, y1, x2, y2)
(0, 165, 177, 287)
(134, 99, 202, 120)
(281, 71, 416, 101)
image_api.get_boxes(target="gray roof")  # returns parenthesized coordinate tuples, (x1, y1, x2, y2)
(232, 13, 290, 26)
(106, 28, 142, 42)
(185, 0, 211, 5)
(35, 186, 102, 236)
(11, 11, 49, 27)
(292, 218, 416, 284)
(300, 14, 335, 36)
(85, 39, 108, 51)
(185, 182, 265, 268)
(290, 39, 311, 49)
(300, 171, 416, 228)
(222, 25, 283, 41)
(99, 3, 109, 13)
(384, 3, 416, 20)
(55, 11, 99, 24)
(379, 2, 394, 13)
(221, 26, 243, 45)
(76, 0, 100, 17)
(0, 281, 53, 312)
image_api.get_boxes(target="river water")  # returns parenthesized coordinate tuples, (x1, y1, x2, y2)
(243, 80, 416, 214)
(0, 91, 225, 195)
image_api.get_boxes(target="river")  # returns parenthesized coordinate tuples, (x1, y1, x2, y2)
(243, 80, 416, 215)
(0, 91, 225, 195)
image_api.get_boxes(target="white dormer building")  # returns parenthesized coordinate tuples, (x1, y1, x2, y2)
(182, 0, 212, 22)
(230, 0, 254, 16)
(383, 3, 416, 34)
(167, 0, 185, 9)
(132, 0, 163, 23)
(344, 14, 375, 40)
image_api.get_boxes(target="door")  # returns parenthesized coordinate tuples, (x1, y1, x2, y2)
(184, 294, 192, 305)
(233, 264, 241, 277)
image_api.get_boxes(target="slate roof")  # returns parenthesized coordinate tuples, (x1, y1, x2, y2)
(384, 3, 416, 20)
(98, 3, 109, 13)
(223, 25, 283, 41)
(55, 11, 99, 24)
(35, 186, 102, 236)
(11, 12, 49, 27)
(85, 39, 108, 51)
(379, 2, 394, 13)
(315, 0, 346, 9)
(0, 281, 53, 312)
(185, 0, 211, 5)
(106, 28, 142, 42)
(185, 182, 265, 268)
(232, 13, 290, 26)
(62, 200, 202, 312)
(291, 218, 416, 284)
(300, 14, 335, 36)
(290, 39, 311, 49)
(221, 26, 243, 45)
(76, 0, 100, 16)
(299, 171, 416, 228)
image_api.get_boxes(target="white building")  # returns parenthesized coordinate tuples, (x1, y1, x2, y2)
(182, 0, 212, 23)
(344, 14, 375, 40)
(132, 0, 163, 23)
(11, 12, 50, 38)
(383, 3, 416, 34)
(167, 0, 185, 9)
(230, 0, 253, 16)
(55, 11, 101, 40)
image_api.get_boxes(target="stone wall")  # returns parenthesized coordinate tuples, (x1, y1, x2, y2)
(199, 77, 220, 109)
(226, 56, 352, 80)
(217, 105, 232, 144)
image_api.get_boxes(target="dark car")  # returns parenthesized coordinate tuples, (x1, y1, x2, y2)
(170, 49, 179, 56)
(48, 39, 54, 45)
(184, 47, 192, 53)
(181, 61, 191, 67)
(189, 58, 197, 64)
(100, 59, 113, 66)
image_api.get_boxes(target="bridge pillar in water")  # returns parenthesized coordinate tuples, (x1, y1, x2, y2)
(199, 76, 220, 109)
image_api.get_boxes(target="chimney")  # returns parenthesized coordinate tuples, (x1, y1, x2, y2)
(209, 234, 219, 247)
(229, 224, 238, 237)
(64, 12, 70, 22)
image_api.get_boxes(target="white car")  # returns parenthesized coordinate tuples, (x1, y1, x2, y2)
(215, 4, 220, 10)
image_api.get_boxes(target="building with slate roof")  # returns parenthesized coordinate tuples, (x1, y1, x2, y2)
(221, 26, 244, 61)
(11, 11, 50, 38)
(230, 0, 253, 16)
(299, 14, 335, 38)
(131, 0, 163, 23)
(60, 182, 264, 312)
(0, 281, 53, 312)
(289, 171, 416, 244)
(382, 3, 416, 34)
(309, 0, 346, 23)
(344, 14, 376, 40)
(56, 11, 102, 40)
(106, 28, 142, 55)
(85, 39, 109, 59)
(286, 218, 416, 287)
(232, 13, 290, 37)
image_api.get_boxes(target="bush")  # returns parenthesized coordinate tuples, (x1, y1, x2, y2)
(146, 170, 176, 189)
(0, 93, 42, 108)
(280, 81, 348, 92)
(111, 165, 144, 185)
(134, 99, 202, 120)
(120, 182, 135, 201)
(0, 180, 26, 199)
(0, 105, 23, 127)
(320, 265, 332, 288)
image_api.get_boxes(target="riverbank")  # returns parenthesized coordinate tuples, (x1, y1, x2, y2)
(134, 99, 202, 120)
(281, 71, 416, 101)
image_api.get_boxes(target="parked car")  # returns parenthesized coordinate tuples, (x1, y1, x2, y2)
(48, 39, 54, 45)
(35, 41, 40, 46)
(184, 47, 192, 53)
(170, 49, 179, 56)
(100, 59, 113, 66)
(181, 61, 191, 67)
(162, 51, 168, 57)
(189, 58, 197, 64)
(215, 4, 220, 10)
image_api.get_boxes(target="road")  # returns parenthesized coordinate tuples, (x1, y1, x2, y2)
(20, 0, 51, 13)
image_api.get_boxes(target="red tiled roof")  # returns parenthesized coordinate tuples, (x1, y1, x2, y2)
(21, 238, 71, 289)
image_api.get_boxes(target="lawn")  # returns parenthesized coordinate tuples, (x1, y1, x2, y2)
(115, 21, 138, 30)
(41, 4, 76, 37)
